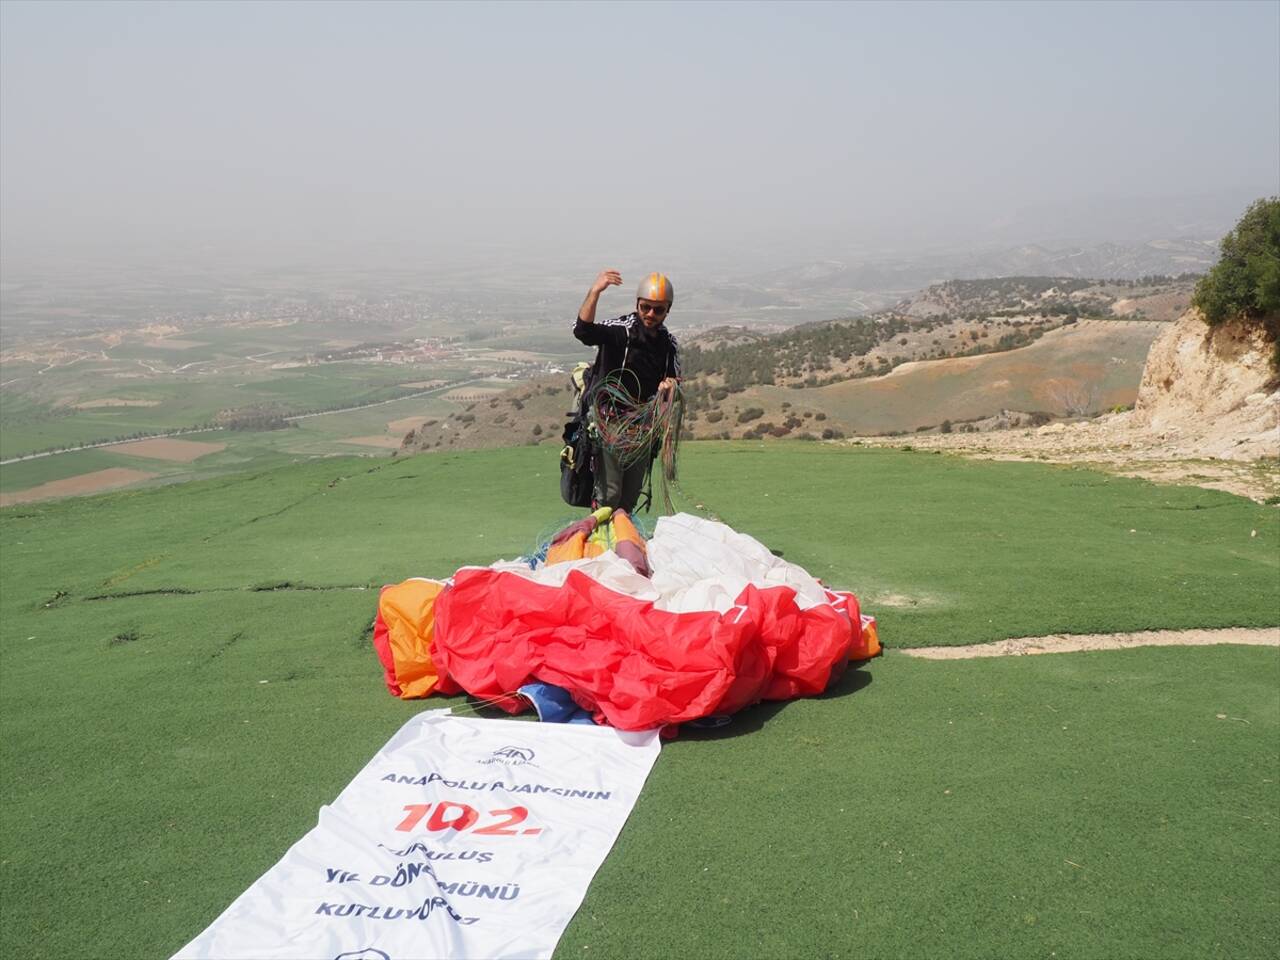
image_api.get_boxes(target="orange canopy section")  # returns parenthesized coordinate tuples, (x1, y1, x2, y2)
(372, 578, 458, 699)
(545, 507, 649, 574)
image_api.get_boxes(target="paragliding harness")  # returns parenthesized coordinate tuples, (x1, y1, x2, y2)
(559, 360, 598, 508)
(559, 331, 655, 512)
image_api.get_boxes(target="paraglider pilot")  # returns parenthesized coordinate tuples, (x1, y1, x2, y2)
(574, 269, 681, 512)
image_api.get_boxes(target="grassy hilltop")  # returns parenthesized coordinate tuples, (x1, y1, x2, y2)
(1, 442, 1277, 958)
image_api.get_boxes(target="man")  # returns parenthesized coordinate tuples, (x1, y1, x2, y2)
(574, 269, 680, 512)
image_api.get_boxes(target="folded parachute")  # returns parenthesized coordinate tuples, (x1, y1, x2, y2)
(372, 512, 879, 731)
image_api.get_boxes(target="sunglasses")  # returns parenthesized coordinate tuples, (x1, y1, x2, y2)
(637, 302, 669, 317)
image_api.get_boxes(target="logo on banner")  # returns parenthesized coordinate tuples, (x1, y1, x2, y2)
(334, 950, 391, 960)
(484, 746, 535, 766)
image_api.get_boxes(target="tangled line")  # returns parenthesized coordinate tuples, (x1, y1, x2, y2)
(590, 372, 684, 511)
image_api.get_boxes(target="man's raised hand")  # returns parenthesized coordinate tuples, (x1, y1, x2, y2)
(579, 270, 623, 325)
(591, 270, 623, 295)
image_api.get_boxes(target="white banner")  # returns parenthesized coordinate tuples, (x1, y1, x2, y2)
(173, 710, 661, 960)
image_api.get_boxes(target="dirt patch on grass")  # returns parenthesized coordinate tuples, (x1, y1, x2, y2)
(871, 592, 942, 608)
(107, 438, 227, 462)
(1110, 289, 1192, 322)
(387, 416, 428, 434)
(902, 626, 1280, 659)
(0, 468, 159, 506)
(338, 435, 403, 449)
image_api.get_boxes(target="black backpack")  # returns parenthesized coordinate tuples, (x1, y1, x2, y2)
(559, 361, 596, 507)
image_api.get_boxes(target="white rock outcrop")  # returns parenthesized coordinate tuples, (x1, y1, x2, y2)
(1132, 310, 1278, 460)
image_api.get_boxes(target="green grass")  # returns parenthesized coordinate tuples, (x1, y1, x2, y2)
(691, 443, 1278, 646)
(577, 646, 1278, 959)
(1, 444, 1277, 958)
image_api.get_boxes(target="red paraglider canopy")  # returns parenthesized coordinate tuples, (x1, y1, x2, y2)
(373, 512, 879, 731)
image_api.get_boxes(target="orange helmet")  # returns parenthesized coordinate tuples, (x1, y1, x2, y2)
(636, 272, 674, 305)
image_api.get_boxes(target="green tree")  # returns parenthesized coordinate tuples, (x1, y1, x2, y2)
(1192, 197, 1280, 327)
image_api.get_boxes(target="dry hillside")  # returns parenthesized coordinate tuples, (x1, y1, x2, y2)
(854, 310, 1279, 501)
(398, 275, 1198, 456)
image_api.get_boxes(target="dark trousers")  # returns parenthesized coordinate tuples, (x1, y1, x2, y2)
(595, 443, 651, 514)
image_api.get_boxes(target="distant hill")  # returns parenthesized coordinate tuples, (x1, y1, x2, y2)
(398, 275, 1196, 454)
(691, 239, 1214, 323)
(662, 238, 1217, 329)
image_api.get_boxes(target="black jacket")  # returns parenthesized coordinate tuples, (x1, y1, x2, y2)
(573, 313, 680, 401)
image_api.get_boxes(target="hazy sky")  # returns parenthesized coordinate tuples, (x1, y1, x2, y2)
(2, 0, 1277, 271)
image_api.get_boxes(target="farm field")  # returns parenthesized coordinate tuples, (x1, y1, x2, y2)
(0, 365, 557, 500)
(0, 363, 466, 461)
(734, 320, 1163, 435)
(0, 387, 469, 498)
(1, 305, 588, 463)
(1, 443, 1276, 958)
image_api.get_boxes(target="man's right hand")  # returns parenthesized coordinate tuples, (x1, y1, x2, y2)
(579, 269, 623, 325)
(591, 270, 623, 295)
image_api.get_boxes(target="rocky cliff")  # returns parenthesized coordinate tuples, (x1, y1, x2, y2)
(1132, 311, 1278, 460)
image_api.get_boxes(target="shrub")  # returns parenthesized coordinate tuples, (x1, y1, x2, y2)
(1193, 197, 1280, 372)
(705, 410, 724, 423)
(217, 407, 291, 431)
(737, 407, 765, 423)
(1193, 197, 1280, 328)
